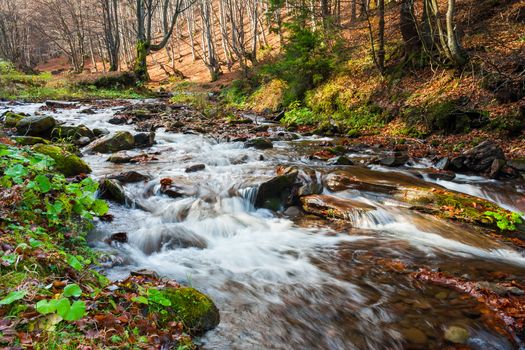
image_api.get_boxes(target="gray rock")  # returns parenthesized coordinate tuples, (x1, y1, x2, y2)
(16, 115, 57, 136)
(489, 158, 506, 178)
(379, 152, 409, 167)
(108, 171, 150, 184)
(245, 138, 273, 150)
(185, 164, 206, 173)
(93, 128, 110, 137)
(254, 167, 298, 209)
(85, 131, 135, 154)
(297, 183, 323, 197)
(98, 179, 126, 204)
(133, 132, 155, 148)
(435, 157, 450, 170)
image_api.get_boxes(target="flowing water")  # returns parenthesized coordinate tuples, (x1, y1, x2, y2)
(2, 100, 525, 350)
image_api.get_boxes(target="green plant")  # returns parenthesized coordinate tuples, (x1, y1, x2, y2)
(36, 284, 86, 321)
(281, 101, 318, 126)
(484, 211, 523, 231)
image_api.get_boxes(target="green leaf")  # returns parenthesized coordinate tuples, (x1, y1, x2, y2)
(34, 174, 52, 193)
(36, 299, 58, 315)
(91, 199, 109, 216)
(5, 164, 28, 183)
(63, 284, 82, 298)
(132, 296, 149, 305)
(29, 238, 43, 248)
(55, 298, 71, 318)
(0, 290, 26, 305)
(66, 255, 83, 271)
(62, 300, 86, 321)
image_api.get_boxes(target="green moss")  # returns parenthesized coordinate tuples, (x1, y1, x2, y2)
(162, 287, 220, 333)
(3, 111, 25, 127)
(32, 144, 91, 176)
(13, 136, 50, 146)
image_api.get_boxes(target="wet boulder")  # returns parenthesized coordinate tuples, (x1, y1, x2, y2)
(133, 132, 155, 148)
(13, 136, 50, 146)
(508, 159, 525, 172)
(108, 171, 150, 184)
(324, 171, 397, 194)
(104, 232, 128, 246)
(254, 167, 298, 209)
(16, 115, 57, 136)
(245, 138, 273, 150)
(300, 194, 375, 221)
(161, 287, 220, 333)
(426, 170, 456, 181)
(328, 156, 353, 166)
(106, 151, 137, 164)
(452, 140, 506, 177)
(3, 111, 25, 127)
(159, 178, 196, 198)
(98, 178, 126, 204)
(51, 124, 95, 140)
(185, 164, 206, 173)
(93, 128, 110, 137)
(85, 131, 135, 154)
(32, 144, 91, 176)
(378, 152, 409, 167)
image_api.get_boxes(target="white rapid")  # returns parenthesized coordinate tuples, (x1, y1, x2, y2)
(1, 100, 524, 350)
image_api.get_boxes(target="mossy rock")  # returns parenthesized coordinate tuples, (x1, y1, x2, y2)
(32, 144, 91, 176)
(162, 287, 220, 334)
(51, 125, 95, 140)
(84, 131, 135, 154)
(12, 136, 50, 146)
(3, 111, 25, 127)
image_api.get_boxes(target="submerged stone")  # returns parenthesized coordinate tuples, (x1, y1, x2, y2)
(444, 326, 469, 344)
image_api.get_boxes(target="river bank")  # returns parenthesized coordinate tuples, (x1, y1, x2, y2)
(1, 97, 525, 349)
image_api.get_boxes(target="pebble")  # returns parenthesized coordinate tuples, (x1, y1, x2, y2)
(401, 327, 428, 344)
(444, 326, 469, 344)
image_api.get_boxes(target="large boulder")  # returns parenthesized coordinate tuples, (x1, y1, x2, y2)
(254, 167, 298, 209)
(108, 171, 150, 184)
(84, 131, 135, 154)
(450, 140, 506, 177)
(16, 115, 56, 136)
(32, 144, 91, 176)
(324, 171, 397, 194)
(300, 194, 375, 221)
(161, 287, 220, 333)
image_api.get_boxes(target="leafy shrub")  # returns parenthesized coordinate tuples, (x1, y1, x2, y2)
(281, 101, 318, 126)
(0, 60, 16, 74)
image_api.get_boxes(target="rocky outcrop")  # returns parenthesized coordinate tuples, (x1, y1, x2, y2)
(85, 131, 135, 154)
(16, 115, 57, 136)
(32, 144, 91, 176)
